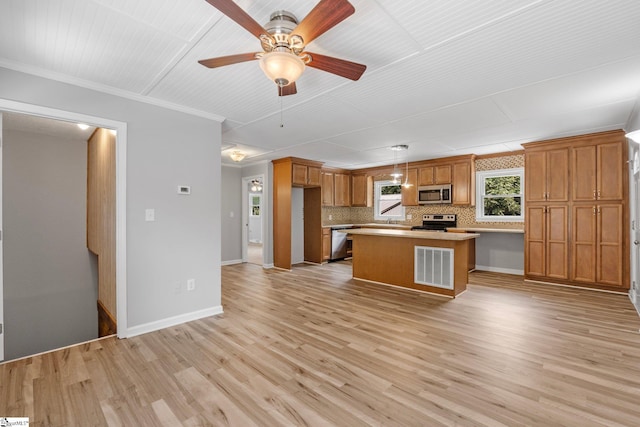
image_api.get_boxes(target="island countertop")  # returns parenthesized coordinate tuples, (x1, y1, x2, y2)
(342, 228, 479, 241)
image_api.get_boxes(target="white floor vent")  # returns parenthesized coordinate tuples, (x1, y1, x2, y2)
(415, 246, 454, 290)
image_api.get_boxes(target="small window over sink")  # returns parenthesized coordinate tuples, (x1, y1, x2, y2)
(374, 180, 405, 221)
(475, 168, 524, 222)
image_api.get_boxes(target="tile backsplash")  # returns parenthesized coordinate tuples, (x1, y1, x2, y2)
(322, 153, 524, 229)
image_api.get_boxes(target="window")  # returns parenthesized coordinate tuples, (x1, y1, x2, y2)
(475, 168, 524, 222)
(250, 195, 261, 217)
(374, 180, 405, 221)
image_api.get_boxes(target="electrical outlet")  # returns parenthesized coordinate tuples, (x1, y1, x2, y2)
(407, 214, 412, 220)
(329, 214, 333, 220)
(187, 279, 195, 291)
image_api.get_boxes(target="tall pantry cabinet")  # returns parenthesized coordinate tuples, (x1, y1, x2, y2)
(523, 130, 629, 291)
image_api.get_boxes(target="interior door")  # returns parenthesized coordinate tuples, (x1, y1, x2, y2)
(632, 148, 640, 306)
(0, 112, 4, 361)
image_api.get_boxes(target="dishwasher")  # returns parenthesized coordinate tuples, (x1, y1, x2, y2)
(330, 226, 351, 260)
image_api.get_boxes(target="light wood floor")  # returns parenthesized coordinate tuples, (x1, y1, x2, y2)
(2, 262, 640, 426)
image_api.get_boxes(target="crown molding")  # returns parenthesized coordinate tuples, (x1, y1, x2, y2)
(0, 60, 225, 123)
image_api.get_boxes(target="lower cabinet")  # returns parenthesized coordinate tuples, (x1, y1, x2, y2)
(525, 203, 627, 290)
(572, 204, 624, 287)
(525, 205, 569, 280)
(322, 228, 331, 262)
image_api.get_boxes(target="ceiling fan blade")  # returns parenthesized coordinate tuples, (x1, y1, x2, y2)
(198, 53, 258, 68)
(292, 0, 355, 45)
(278, 82, 297, 96)
(204, 0, 270, 40)
(305, 52, 366, 80)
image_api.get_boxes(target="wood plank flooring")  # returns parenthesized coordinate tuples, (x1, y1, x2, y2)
(2, 262, 640, 426)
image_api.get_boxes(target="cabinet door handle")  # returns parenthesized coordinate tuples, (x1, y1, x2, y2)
(597, 190, 601, 199)
(592, 207, 596, 215)
(593, 190, 597, 199)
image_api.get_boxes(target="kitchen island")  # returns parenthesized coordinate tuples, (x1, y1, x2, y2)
(343, 228, 479, 297)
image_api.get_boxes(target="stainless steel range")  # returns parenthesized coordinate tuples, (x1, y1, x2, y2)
(411, 214, 457, 232)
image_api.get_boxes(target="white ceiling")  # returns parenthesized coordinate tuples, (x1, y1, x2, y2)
(1, 0, 639, 168)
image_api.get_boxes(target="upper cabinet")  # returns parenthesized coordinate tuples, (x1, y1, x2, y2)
(322, 171, 334, 206)
(322, 168, 350, 207)
(351, 173, 372, 207)
(572, 142, 623, 201)
(419, 165, 451, 186)
(525, 148, 569, 203)
(401, 168, 418, 206)
(292, 161, 321, 187)
(452, 158, 476, 206)
(334, 173, 351, 207)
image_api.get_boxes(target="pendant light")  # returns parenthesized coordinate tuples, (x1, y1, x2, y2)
(389, 144, 408, 184)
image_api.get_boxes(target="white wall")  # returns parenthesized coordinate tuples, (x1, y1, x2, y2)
(0, 67, 222, 335)
(4, 128, 98, 360)
(475, 233, 524, 275)
(221, 165, 242, 263)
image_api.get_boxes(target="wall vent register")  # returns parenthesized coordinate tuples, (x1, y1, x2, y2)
(415, 246, 454, 289)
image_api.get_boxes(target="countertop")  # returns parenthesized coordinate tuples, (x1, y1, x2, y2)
(342, 228, 479, 241)
(447, 226, 524, 234)
(323, 223, 413, 230)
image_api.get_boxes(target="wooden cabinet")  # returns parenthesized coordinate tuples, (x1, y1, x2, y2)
(322, 172, 334, 206)
(351, 173, 372, 207)
(572, 204, 624, 287)
(292, 163, 321, 187)
(401, 168, 418, 206)
(523, 130, 628, 291)
(572, 142, 623, 202)
(273, 157, 324, 269)
(334, 173, 351, 206)
(419, 165, 451, 186)
(525, 205, 569, 280)
(322, 228, 331, 262)
(452, 160, 475, 206)
(525, 148, 569, 203)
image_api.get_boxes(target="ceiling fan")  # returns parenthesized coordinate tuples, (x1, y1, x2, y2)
(198, 0, 367, 96)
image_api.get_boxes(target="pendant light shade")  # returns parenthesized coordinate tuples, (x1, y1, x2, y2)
(259, 51, 305, 87)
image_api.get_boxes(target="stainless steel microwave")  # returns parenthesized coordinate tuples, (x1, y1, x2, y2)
(418, 184, 452, 204)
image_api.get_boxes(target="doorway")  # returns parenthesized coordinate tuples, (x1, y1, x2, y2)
(0, 99, 127, 362)
(243, 175, 264, 266)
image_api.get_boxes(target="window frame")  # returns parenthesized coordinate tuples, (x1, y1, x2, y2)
(475, 167, 524, 222)
(373, 180, 405, 221)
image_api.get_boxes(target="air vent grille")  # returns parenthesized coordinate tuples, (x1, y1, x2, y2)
(415, 246, 454, 289)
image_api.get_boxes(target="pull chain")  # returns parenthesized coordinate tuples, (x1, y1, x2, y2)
(280, 90, 284, 128)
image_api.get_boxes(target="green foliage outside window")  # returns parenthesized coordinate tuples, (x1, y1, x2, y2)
(483, 176, 521, 216)
(380, 184, 401, 195)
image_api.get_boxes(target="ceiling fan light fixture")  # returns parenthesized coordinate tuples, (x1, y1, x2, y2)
(259, 51, 305, 87)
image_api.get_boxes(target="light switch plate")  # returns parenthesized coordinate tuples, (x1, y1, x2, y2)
(145, 209, 155, 221)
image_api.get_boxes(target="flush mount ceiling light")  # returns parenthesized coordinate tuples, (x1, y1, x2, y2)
(77, 123, 89, 130)
(229, 151, 246, 162)
(626, 129, 640, 143)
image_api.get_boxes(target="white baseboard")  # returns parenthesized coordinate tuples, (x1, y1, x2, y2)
(474, 265, 524, 275)
(221, 259, 243, 266)
(263, 263, 274, 269)
(125, 306, 224, 338)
